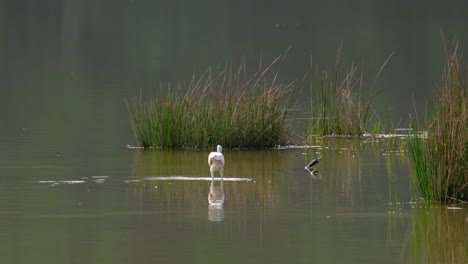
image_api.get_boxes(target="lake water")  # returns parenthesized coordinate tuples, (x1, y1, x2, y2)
(1, 1, 467, 263)
(0, 140, 466, 263)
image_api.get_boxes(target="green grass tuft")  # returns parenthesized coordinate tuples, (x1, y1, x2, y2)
(126, 56, 296, 149)
(307, 46, 393, 138)
(408, 40, 468, 203)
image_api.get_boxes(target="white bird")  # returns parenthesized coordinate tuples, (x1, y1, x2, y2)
(208, 145, 225, 180)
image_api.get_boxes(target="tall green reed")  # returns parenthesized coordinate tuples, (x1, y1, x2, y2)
(307, 46, 393, 137)
(408, 40, 468, 203)
(126, 55, 296, 149)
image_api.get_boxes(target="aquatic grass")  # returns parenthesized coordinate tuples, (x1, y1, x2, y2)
(307, 46, 394, 138)
(126, 56, 296, 149)
(408, 40, 468, 203)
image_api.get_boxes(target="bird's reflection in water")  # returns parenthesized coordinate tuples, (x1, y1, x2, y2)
(208, 178, 225, 222)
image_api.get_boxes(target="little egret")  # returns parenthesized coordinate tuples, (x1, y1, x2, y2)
(208, 145, 225, 180)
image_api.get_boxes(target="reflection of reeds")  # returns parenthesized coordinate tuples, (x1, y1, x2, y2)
(126, 55, 296, 149)
(307, 46, 393, 137)
(405, 208, 468, 264)
(408, 41, 468, 203)
(314, 138, 367, 207)
(314, 138, 413, 209)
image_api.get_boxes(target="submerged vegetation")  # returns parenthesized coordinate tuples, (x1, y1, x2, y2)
(306, 46, 394, 137)
(408, 41, 468, 203)
(126, 55, 296, 149)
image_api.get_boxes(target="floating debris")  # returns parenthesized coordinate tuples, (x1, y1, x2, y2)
(273, 145, 322, 150)
(305, 155, 322, 171)
(124, 180, 141, 183)
(142, 176, 253, 182)
(394, 128, 413, 132)
(39, 180, 86, 185)
(62, 180, 85, 184)
(362, 131, 427, 139)
(126, 144, 145, 149)
(93, 179, 106, 184)
(91, 176, 109, 179)
(305, 155, 322, 179)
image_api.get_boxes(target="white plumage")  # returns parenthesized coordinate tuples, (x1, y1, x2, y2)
(208, 145, 225, 179)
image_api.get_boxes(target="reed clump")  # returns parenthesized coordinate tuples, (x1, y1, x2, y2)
(126, 56, 296, 149)
(307, 46, 393, 137)
(408, 41, 468, 203)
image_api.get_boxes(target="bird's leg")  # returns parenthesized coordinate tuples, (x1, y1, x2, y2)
(220, 177, 224, 198)
(210, 169, 215, 181)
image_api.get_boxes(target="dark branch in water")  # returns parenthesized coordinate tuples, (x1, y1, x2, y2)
(305, 155, 322, 171)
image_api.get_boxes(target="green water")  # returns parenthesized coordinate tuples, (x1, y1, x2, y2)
(0, 143, 466, 263)
(1, 1, 467, 263)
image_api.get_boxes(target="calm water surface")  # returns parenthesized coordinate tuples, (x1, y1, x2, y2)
(0, 140, 466, 263)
